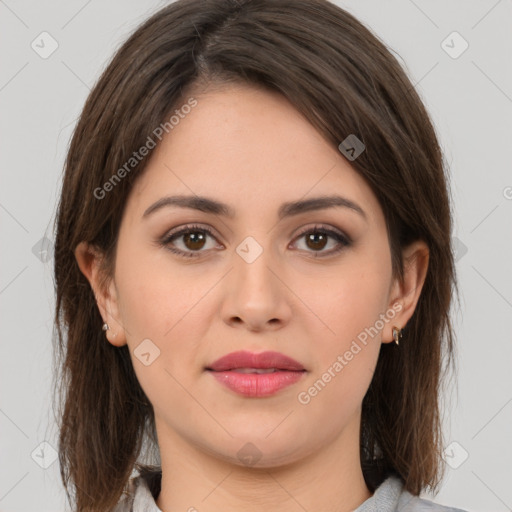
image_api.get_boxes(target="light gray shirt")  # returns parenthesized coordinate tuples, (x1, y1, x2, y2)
(112, 471, 469, 512)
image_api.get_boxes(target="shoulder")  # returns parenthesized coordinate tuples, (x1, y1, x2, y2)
(397, 490, 468, 512)
(355, 475, 468, 512)
(398, 491, 468, 512)
(387, 476, 469, 512)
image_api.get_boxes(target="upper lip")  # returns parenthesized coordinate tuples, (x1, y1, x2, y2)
(206, 350, 305, 371)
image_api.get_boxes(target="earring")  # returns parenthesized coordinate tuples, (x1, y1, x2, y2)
(102, 322, 117, 338)
(392, 326, 402, 345)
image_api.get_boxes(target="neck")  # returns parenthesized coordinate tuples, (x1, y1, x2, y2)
(155, 413, 373, 512)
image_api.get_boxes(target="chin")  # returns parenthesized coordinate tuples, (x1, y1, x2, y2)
(202, 435, 314, 470)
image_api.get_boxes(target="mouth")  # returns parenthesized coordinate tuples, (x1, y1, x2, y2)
(205, 350, 306, 397)
(206, 350, 305, 372)
(225, 368, 286, 374)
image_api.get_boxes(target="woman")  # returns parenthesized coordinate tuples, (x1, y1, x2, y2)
(53, 0, 466, 510)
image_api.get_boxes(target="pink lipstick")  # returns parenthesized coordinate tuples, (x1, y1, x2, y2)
(206, 350, 306, 397)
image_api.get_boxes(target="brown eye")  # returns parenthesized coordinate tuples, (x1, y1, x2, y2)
(160, 224, 351, 259)
(293, 226, 351, 257)
(305, 232, 328, 251)
(182, 231, 207, 251)
(161, 224, 219, 258)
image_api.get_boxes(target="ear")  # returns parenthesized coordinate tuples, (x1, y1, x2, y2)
(74, 241, 127, 347)
(383, 239, 429, 344)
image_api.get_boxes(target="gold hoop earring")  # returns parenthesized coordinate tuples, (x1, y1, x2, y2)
(392, 326, 402, 345)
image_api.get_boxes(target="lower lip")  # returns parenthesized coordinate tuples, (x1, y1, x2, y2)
(208, 370, 305, 397)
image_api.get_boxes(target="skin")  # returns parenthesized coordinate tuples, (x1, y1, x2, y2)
(75, 82, 429, 512)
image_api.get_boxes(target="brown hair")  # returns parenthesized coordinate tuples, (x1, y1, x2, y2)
(52, 0, 460, 510)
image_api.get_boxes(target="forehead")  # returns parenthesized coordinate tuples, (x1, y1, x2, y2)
(123, 83, 382, 226)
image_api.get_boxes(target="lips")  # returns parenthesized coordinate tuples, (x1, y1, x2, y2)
(206, 350, 305, 372)
(206, 350, 306, 398)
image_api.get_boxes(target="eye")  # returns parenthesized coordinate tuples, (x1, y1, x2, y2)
(160, 224, 220, 258)
(159, 223, 351, 259)
(291, 225, 351, 257)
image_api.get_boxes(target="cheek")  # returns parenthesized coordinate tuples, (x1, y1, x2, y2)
(296, 269, 386, 416)
(115, 241, 203, 335)
(314, 263, 391, 346)
(114, 250, 213, 407)
(300, 256, 390, 403)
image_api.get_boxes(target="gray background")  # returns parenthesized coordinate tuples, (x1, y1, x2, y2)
(1, 0, 511, 511)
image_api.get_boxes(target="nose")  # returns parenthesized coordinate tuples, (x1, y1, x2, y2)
(219, 239, 292, 332)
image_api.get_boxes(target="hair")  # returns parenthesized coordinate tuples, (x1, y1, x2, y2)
(52, 0, 460, 510)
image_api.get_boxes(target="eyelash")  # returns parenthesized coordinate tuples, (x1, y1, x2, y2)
(159, 223, 352, 259)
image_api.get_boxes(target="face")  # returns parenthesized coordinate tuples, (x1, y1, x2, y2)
(77, 82, 428, 468)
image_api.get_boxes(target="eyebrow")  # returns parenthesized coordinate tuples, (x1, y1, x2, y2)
(142, 194, 368, 222)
